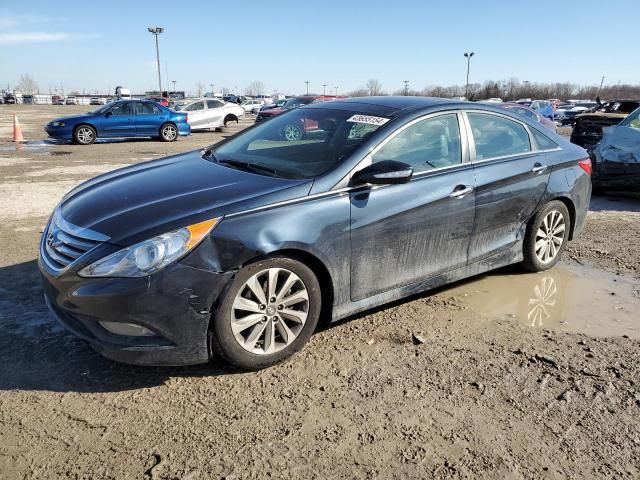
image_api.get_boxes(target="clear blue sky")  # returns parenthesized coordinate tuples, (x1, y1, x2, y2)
(1, 0, 639, 96)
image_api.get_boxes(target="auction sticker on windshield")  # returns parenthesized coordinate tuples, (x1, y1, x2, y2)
(347, 114, 390, 126)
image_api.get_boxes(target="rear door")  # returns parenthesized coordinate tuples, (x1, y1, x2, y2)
(99, 102, 134, 137)
(350, 112, 476, 301)
(134, 102, 165, 136)
(464, 110, 552, 262)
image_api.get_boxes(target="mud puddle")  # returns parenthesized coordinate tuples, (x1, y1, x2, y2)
(442, 263, 639, 338)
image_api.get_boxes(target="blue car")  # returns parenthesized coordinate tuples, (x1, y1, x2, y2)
(44, 99, 190, 145)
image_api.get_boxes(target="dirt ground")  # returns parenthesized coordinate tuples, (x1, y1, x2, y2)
(0, 105, 639, 479)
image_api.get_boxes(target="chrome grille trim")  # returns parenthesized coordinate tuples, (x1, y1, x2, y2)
(41, 210, 109, 273)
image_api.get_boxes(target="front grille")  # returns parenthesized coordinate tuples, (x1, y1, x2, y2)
(41, 211, 108, 271)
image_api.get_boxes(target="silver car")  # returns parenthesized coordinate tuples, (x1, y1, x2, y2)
(175, 98, 245, 130)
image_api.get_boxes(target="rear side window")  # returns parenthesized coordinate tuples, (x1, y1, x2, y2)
(531, 129, 558, 150)
(468, 112, 531, 160)
(206, 100, 223, 109)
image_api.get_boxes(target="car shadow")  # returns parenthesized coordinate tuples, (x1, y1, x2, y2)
(589, 193, 640, 213)
(0, 260, 242, 394)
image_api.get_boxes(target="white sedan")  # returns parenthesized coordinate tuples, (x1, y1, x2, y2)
(174, 98, 244, 130)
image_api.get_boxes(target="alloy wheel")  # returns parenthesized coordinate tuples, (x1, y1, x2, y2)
(535, 210, 566, 264)
(231, 268, 309, 355)
(77, 127, 94, 144)
(163, 125, 177, 141)
(282, 124, 302, 141)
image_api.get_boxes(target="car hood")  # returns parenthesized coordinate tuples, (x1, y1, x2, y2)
(48, 113, 94, 124)
(59, 150, 313, 246)
(576, 112, 628, 120)
(259, 107, 287, 117)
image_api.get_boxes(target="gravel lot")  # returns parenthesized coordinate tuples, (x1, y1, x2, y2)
(0, 105, 639, 479)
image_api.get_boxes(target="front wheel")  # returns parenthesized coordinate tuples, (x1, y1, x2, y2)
(160, 123, 178, 142)
(210, 257, 321, 370)
(281, 123, 303, 141)
(73, 125, 96, 145)
(522, 200, 570, 272)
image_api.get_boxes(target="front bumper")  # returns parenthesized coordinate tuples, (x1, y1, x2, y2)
(39, 251, 234, 366)
(44, 124, 74, 140)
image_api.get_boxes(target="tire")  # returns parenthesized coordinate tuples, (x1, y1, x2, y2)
(73, 125, 96, 145)
(159, 123, 178, 142)
(210, 257, 322, 370)
(522, 200, 570, 272)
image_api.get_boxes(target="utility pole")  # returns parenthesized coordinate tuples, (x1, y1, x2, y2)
(147, 27, 164, 96)
(464, 52, 474, 99)
(172, 80, 176, 93)
(335, 86, 338, 95)
(305, 81, 310, 94)
(403, 80, 409, 96)
(210, 83, 214, 96)
(597, 76, 605, 98)
(322, 84, 327, 95)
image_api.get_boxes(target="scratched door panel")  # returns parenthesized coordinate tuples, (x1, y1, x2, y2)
(349, 169, 475, 301)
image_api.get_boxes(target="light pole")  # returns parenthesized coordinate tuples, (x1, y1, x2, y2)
(403, 80, 409, 96)
(148, 27, 164, 96)
(305, 81, 310, 94)
(172, 80, 176, 93)
(464, 52, 474, 100)
(334, 86, 338, 95)
(210, 83, 214, 96)
(322, 83, 327, 95)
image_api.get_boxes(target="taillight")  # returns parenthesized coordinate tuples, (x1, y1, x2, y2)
(578, 157, 592, 176)
(184, 114, 188, 123)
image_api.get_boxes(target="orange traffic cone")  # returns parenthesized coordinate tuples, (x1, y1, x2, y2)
(13, 114, 25, 142)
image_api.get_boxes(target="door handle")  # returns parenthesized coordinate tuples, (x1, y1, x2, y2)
(532, 163, 547, 174)
(449, 185, 474, 199)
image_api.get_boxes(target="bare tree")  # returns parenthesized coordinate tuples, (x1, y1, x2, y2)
(366, 79, 383, 96)
(16, 73, 38, 94)
(347, 88, 369, 97)
(245, 81, 265, 96)
(196, 82, 205, 97)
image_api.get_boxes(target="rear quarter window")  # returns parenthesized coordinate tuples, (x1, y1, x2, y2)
(531, 128, 558, 150)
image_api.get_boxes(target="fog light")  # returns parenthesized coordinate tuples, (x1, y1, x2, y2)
(99, 321, 155, 337)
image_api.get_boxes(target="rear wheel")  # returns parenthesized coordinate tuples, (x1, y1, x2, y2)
(160, 123, 178, 142)
(281, 123, 303, 141)
(223, 115, 238, 128)
(210, 257, 321, 370)
(73, 125, 96, 145)
(522, 200, 570, 272)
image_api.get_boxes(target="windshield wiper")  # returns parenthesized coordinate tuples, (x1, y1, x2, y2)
(217, 158, 281, 177)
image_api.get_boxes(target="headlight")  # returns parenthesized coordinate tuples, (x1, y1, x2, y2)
(51, 121, 65, 127)
(78, 217, 220, 278)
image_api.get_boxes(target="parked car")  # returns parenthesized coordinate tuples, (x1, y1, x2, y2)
(484, 98, 503, 103)
(22, 95, 36, 104)
(555, 102, 597, 126)
(65, 96, 79, 105)
(4, 93, 17, 104)
(39, 97, 591, 369)
(52, 95, 65, 105)
(146, 96, 170, 107)
(515, 98, 533, 106)
(90, 97, 106, 105)
(259, 98, 288, 111)
(570, 100, 640, 148)
(240, 98, 266, 113)
(496, 103, 557, 131)
(530, 100, 554, 120)
(173, 98, 244, 130)
(590, 106, 640, 192)
(0, 96, 4, 104)
(44, 99, 190, 145)
(255, 95, 344, 123)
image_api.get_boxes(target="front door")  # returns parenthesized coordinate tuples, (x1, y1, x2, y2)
(350, 113, 476, 301)
(184, 101, 208, 129)
(205, 99, 225, 128)
(465, 111, 551, 262)
(99, 102, 134, 137)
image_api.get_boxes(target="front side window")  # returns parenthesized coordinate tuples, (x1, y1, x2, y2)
(371, 114, 462, 173)
(211, 108, 389, 179)
(109, 102, 131, 116)
(185, 101, 205, 112)
(468, 112, 531, 160)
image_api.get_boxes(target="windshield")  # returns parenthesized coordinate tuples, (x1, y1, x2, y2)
(91, 103, 114, 114)
(283, 98, 314, 110)
(210, 107, 390, 179)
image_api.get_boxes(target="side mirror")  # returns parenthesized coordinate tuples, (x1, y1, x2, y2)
(105, 111, 112, 117)
(350, 160, 413, 186)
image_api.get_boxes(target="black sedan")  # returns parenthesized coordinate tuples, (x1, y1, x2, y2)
(39, 97, 592, 370)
